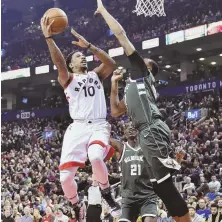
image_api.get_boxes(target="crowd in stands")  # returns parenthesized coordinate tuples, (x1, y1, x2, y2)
(1, 86, 222, 221)
(1, 0, 222, 71)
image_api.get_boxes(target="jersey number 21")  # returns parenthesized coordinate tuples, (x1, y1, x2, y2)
(131, 164, 141, 176)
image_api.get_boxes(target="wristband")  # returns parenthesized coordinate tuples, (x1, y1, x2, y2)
(45, 36, 53, 40)
(87, 43, 91, 49)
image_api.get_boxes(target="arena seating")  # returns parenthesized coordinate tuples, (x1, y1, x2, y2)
(1, 0, 222, 71)
(1, 86, 222, 221)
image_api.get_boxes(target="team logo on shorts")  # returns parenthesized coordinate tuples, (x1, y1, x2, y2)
(157, 157, 181, 171)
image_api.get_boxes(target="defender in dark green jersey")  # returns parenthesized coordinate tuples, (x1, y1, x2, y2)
(96, 0, 191, 221)
(110, 126, 157, 222)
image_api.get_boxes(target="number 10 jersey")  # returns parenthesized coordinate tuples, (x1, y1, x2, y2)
(119, 142, 154, 203)
(64, 71, 107, 120)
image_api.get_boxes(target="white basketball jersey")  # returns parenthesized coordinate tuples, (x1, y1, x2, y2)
(64, 71, 107, 120)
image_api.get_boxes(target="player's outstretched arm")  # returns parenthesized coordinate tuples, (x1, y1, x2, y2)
(110, 69, 127, 117)
(41, 16, 69, 88)
(95, 0, 135, 57)
(71, 29, 116, 80)
(95, 0, 150, 80)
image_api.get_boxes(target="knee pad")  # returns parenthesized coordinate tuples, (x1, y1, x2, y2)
(153, 178, 188, 217)
(88, 144, 104, 163)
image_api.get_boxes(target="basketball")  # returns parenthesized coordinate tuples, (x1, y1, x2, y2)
(44, 8, 68, 35)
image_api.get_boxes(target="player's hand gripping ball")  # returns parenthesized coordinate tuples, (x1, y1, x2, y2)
(41, 8, 68, 36)
(41, 15, 54, 38)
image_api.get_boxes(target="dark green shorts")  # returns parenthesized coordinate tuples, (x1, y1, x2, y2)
(119, 197, 157, 222)
(139, 120, 180, 183)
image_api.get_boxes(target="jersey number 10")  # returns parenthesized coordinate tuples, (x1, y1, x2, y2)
(83, 86, 95, 97)
(130, 164, 141, 176)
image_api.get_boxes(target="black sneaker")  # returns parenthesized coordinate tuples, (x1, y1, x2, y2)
(73, 201, 85, 222)
(101, 187, 121, 217)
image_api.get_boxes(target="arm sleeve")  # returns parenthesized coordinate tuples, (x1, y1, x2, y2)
(84, 185, 90, 197)
(127, 50, 149, 80)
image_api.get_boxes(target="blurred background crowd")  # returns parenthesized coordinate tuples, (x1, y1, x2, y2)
(1, 0, 222, 71)
(2, 83, 222, 221)
(1, 0, 222, 221)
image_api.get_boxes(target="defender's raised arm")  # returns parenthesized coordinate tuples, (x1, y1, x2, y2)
(110, 69, 127, 117)
(95, 0, 150, 80)
(95, 0, 135, 57)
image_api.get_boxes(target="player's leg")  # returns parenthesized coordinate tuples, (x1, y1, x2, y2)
(139, 198, 157, 222)
(139, 121, 190, 222)
(152, 179, 190, 222)
(88, 141, 109, 190)
(60, 167, 79, 204)
(59, 122, 89, 219)
(118, 201, 138, 222)
(88, 121, 121, 217)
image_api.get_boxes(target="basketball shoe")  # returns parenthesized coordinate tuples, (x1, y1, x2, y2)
(101, 187, 121, 217)
(73, 200, 85, 222)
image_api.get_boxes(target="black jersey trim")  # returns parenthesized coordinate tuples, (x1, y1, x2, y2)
(119, 144, 126, 163)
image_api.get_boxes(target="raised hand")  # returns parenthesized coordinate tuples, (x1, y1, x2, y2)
(111, 68, 125, 83)
(41, 15, 54, 38)
(71, 28, 90, 48)
(95, 0, 105, 15)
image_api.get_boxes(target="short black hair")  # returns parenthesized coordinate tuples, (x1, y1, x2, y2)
(211, 203, 218, 208)
(66, 51, 76, 73)
(149, 59, 159, 76)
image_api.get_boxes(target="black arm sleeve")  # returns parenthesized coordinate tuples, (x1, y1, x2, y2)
(127, 50, 149, 80)
(84, 185, 90, 197)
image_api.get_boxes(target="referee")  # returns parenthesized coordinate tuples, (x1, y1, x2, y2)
(85, 175, 102, 222)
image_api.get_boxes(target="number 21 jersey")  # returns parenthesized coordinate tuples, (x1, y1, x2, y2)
(119, 142, 154, 202)
(64, 71, 107, 120)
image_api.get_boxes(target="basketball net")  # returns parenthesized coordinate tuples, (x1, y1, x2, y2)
(133, 0, 166, 17)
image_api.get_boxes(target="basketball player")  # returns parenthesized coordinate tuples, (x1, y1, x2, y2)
(110, 125, 157, 222)
(95, 1, 191, 221)
(40, 15, 121, 219)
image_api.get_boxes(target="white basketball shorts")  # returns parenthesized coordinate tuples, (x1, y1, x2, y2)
(59, 119, 111, 170)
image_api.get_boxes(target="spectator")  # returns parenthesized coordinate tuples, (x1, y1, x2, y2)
(208, 176, 221, 192)
(33, 208, 42, 222)
(21, 207, 33, 222)
(217, 199, 222, 214)
(196, 199, 211, 220)
(183, 177, 196, 193)
(54, 208, 69, 222)
(42, 207, 54, 222)
(207, 204, 222, 222)
(206, 187, 218, 201)
(188, 206, 204, 222)
(2, 206, 14, 222)
(157, 200, 168, 220)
